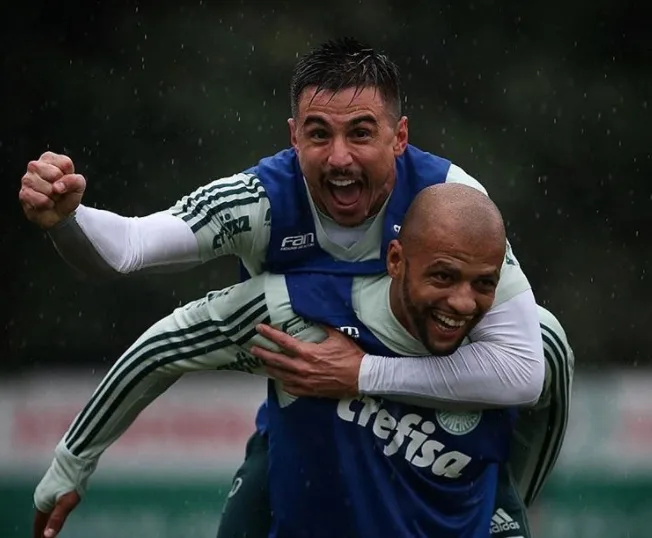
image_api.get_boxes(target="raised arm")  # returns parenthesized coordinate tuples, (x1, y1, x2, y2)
(19, 152, 271, 279)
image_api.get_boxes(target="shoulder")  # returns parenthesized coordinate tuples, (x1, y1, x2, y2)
(444, 163, 488, 195)
(247, 149, 299, 180)
(168, 172, 267, 212)
(196, 172, 267, 198)
(168, 171, 270, 231)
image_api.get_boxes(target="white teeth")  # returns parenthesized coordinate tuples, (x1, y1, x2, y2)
(328, 179, 356, 187)
(433, 313, 467, 329)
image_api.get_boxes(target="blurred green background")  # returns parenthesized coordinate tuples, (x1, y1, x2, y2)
(1, 1, 650, 537)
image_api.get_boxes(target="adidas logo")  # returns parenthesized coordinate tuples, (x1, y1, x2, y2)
(490, 508, 522, 535)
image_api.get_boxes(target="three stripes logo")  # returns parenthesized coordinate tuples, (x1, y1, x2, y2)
(490, 508, 523, 537)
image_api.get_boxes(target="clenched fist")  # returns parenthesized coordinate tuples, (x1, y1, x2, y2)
(19, 151, 86, 229)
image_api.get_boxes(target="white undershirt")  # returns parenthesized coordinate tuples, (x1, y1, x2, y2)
(318, 212, 373, 248)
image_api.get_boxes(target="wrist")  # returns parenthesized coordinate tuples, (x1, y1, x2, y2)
(46, 209, 79, 234)
(357, 353, 376, 395)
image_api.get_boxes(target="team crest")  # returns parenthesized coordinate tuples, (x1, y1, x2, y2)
(436, 410, 482, 435)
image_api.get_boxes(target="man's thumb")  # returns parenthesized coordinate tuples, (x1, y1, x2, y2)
(44, 509, 66, 538)
(44, 492, 79, 537)
(53, 174, 86, 195)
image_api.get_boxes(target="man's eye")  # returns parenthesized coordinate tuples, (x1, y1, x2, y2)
(310, 129, 329, 140)
(432, 272, 452, 282)
(352, 129, 371, 138)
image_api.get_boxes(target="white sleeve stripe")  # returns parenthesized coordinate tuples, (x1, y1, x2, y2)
(64, 293, 269, 456)
(187, 189, 267, 234)
(178, 179, 263, 218)
(523, 323, 573, 506)
(526, 325, 572, 503)
(65, 318, 218, 450)
(174, 174, 262, 214)
(171, 175, 266, 229)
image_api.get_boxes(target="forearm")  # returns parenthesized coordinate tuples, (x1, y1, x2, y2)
(34, 352, 180, 511)
(33, 370, 175, 513)
(359, 290, 545, 409)
(47, 205, 201, 278)
(33, 289, 271, 512)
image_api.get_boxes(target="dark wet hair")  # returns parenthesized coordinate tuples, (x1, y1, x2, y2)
(290, 37, 402, 120)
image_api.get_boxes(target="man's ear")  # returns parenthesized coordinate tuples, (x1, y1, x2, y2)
(288, 118, 298, 149)
(393, 116, 408, 156)
(387, 239, 404, 278)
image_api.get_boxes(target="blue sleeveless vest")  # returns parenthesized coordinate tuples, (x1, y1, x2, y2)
(266, 272, 516, 538)
(247, 144, 451, 275)
(245, 144, 452, 431)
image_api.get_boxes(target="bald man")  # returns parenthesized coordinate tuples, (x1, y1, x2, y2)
(34, 184, 538, 538)
(391, 182, 506, 353)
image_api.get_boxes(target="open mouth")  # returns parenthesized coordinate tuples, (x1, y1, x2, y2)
(430, 311, 469, 335)
(327, 178, 363, 208)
